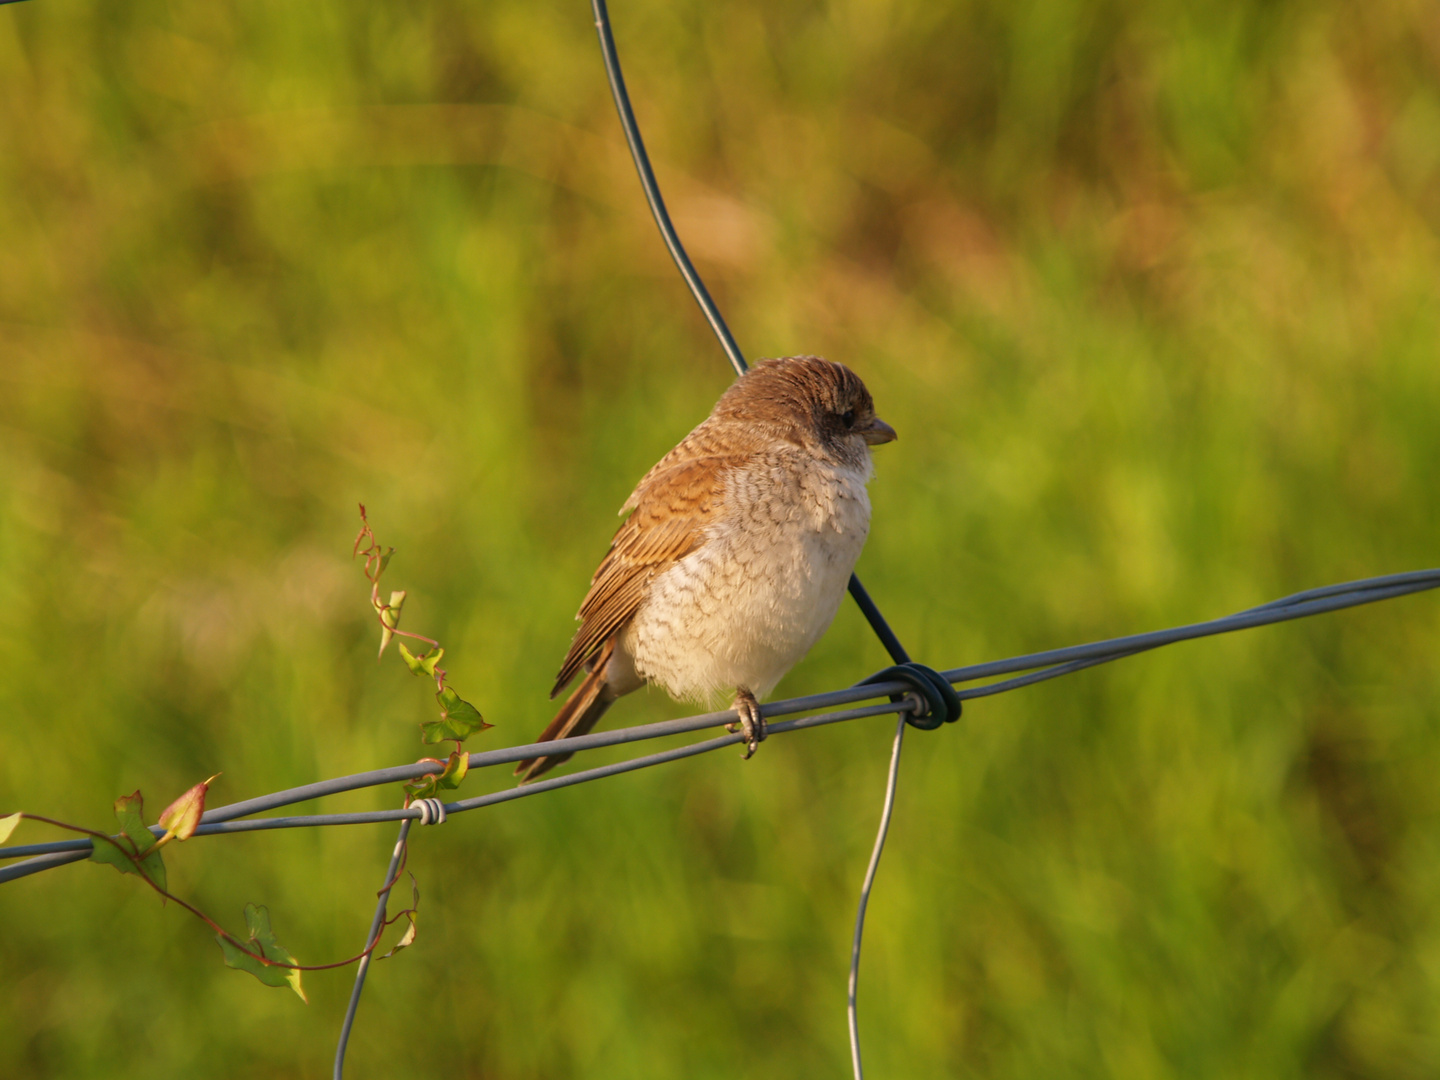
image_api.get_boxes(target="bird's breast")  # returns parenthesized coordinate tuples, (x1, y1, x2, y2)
(624, 451, 873, 703)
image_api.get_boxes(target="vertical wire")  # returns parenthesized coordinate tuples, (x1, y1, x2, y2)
(848, 716, 908, 1080)
(591, 0, 748, 378)
(334, 819, 412, 1079)
(589, 0, 913, 668)
(846, 575, 911, 666)
(588, 8, 917, 1074)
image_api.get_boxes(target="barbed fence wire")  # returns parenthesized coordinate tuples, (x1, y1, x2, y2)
(2, 1, 1438, 1078)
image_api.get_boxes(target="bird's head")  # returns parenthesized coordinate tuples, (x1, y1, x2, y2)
(715, 355, 896, 466)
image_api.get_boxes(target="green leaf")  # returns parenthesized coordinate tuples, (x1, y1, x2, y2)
(437, 749, 469, 790)
(158, 774, 219, 842)
(378, 877, 420, 961)
(420, 686, 491, 744)
(89, 792, 167, 892)
(403, 748, 470, 801)
(89, 833, 137, 873)
(113, 791, 155, 855)
(380, 920, 417, 959)
(89, 834, 167, 891)
(402, 757, 444, 802)
(374, 589, 406, 658)
(398, 642, 443, 677)
(403, 775, 439, 802)
(0, 813, 20, 845)
(217, 903, 307, 1003)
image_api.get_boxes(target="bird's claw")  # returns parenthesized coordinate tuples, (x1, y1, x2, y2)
(726, 689, 767, 759)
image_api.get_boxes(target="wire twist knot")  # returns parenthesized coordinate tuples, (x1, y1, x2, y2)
(858, 663, 962, 730)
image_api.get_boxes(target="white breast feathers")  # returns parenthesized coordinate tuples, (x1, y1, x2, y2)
(623, 450, 874, 704)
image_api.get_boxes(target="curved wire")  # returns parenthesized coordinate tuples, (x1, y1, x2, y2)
(590, 0, 914, 669)
(591, 0, 748, 377)
(334, 819, 412, 1079)
(588, 10, 920, 1064)
(848, 715, 908, 1080)
(0, 4, 1429, 1076)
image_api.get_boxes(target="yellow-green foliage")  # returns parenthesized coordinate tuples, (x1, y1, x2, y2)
(2, 1, 1438, 1077)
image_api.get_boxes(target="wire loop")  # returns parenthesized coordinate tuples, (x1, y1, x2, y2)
(411, 798, 447, 826)
(859, 663, 962, 730)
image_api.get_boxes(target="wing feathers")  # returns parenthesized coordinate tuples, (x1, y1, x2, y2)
(551, 454, 744, 696)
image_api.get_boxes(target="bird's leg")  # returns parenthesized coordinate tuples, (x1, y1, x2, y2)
(726, 686, 767, 759)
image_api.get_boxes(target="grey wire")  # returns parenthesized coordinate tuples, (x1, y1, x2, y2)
(834, 570, 1436, 1077)
(0, 575, 1434, 1079)
(848, 714, 908, 1080)
(0, 700, 908, 881)
(0, 683, 911, 865)
(0, 3, 1420, 1073)
(944, 570, 1440, 688)
(3, 571, 1438, 882)
(591, 0, 916, 669)
(591, 0, 747, 377)
(588, 8, 921, 1061)
(334, 818, 412, 1079)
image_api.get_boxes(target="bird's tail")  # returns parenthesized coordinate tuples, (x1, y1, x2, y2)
(515, 661, 616, 784)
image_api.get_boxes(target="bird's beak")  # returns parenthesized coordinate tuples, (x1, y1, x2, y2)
(861, 417, 897, 445)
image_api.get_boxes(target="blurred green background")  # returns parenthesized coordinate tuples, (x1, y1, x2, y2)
(2, 0, 1438, 1076)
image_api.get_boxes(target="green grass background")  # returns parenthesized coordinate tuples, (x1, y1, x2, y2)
(2, 0, 1439, 1076)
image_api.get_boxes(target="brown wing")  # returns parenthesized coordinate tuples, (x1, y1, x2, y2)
(619, 413, 771, 515)
(551, 454, 743, 696)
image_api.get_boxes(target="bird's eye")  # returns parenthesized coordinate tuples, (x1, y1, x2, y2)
(841, 409, 856, 428)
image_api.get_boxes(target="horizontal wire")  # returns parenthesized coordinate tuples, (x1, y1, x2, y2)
(0, 678, 919, 860)
(0, 701, 909, 881)
(3, 568, 1436, 884)
(944, 571, 1440, 687)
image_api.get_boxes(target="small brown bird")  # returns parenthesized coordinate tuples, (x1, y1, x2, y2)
(516, 356, 896, 782)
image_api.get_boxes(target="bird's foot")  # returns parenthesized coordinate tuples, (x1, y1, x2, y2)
(725, 688, 767, 759)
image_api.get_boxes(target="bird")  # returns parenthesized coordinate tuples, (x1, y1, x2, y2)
(516, 355, 896, 783)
